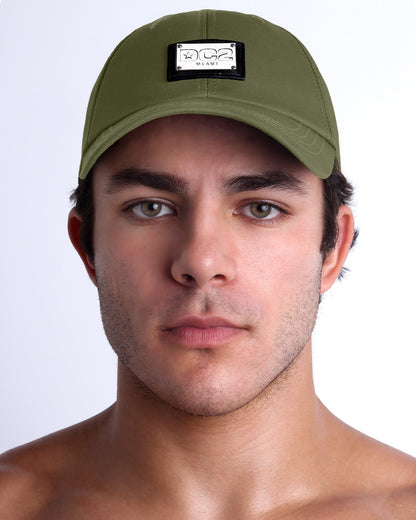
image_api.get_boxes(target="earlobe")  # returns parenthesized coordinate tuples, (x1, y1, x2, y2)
(68, 208, 97, 286)
(320, 206, 355, 294)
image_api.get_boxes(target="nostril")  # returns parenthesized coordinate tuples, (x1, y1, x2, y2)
(171, 248, 237, 288)
(182, 273, 195, 284)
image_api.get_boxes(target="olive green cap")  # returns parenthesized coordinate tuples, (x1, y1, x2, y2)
(79, 10, 340, 179)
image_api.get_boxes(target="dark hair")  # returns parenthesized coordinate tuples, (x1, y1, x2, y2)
(70, 162, 358, 267)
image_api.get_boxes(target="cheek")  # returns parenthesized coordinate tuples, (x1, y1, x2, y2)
(96, 217, 169, 266)
(241, 228, 323, 291)
(94, 222, 171, 299)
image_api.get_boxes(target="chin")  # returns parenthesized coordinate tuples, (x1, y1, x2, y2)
(144, 374, 281, 418)
(168, 398, 249, 418)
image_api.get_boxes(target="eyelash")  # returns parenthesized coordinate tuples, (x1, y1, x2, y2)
(236, 200, 286, 223)
(124, 199, 175, 220)
(124, 198, 287, 223)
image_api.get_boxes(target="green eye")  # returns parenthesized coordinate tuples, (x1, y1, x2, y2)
(132, 201, 174, 218)
(241, 202, 281, 220)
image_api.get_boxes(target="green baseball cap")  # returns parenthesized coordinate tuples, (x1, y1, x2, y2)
(79, 10, 340, 180)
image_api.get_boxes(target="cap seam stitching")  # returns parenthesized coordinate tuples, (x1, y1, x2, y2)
(212, 10, 218, 98)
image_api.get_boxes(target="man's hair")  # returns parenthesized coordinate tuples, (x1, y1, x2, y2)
(70, 163, 358, 267)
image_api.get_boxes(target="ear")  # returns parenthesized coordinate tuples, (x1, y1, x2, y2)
(320, 205, 355, 294)
(68, 208, 97, 286)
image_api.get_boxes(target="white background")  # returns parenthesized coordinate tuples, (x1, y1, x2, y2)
(0, 0, 415, 456)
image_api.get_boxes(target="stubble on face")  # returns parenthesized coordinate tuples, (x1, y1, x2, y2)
(95, 260, 322, 418)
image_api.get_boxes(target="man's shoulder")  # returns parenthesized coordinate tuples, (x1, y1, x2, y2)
(375, 445, 416, 518)
(294, 440, 416, 520)
(354, 430, 416, 487)
(367, 452, 416, 520)
(333, 428, 416, 518)
(0, 411, 110, 519)
(388, 481, 416, 519)
(0, 439, 57, 518)
(311, 483, 416, 520)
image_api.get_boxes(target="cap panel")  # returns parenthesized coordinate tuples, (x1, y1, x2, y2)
(208, 12, 334, 142)
(83, 12, 207, 157)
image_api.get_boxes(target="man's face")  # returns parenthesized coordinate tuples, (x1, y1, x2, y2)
(90, 115, 326, 416)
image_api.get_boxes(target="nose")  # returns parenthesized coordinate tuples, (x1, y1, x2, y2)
(170, 215, 237, 288)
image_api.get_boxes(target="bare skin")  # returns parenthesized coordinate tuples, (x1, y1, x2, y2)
(1, 115, 415, 519)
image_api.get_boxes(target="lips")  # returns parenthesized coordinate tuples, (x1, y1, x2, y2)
(164, 316, 242, 330)
(161, 316, 246, 348)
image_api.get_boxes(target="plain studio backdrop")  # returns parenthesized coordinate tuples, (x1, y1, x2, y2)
(0, 0, 415, 457)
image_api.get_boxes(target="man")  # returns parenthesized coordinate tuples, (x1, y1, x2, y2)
(1, 9, 415, 519)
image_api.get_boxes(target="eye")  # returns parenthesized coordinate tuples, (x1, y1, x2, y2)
(130, 200, 174, 219)
(240, 202, 282, 220)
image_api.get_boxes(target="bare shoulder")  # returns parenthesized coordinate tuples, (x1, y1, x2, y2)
(370, 441, 416, 518)
(0, 409, 111, 519)
(287, 438, 416, 519)
(389, 481, 416, 519)
(336, 422, 416, 518)
(352, 427, 416, 485)
(0, 446, 54, 519)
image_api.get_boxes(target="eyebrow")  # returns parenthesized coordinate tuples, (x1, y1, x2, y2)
(103, 168, 307, 197)
(224, 171, 308, 196)
(104, 168, 188, 196)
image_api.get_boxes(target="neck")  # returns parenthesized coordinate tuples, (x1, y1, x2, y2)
(99, 343, 332, 517)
